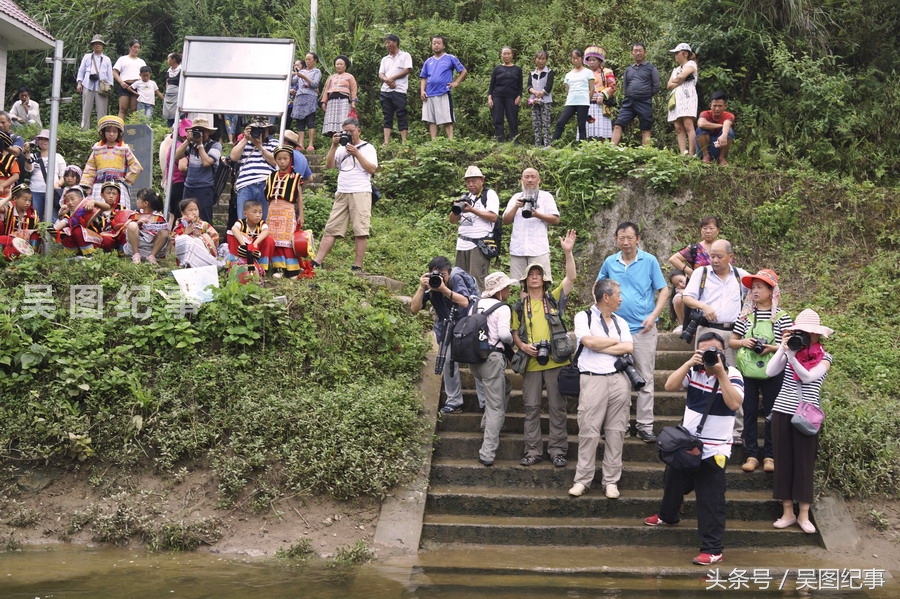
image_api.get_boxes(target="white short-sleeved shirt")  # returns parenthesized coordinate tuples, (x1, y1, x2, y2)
(334, 141, 378, 193)
(504, 190, 558, 257)
(379, 51, 413, 94)
(455, 189, 499, 251)
(113, 55, 147, 81)
(564, 69, 595, 106)
(573, 306, 633, 374)
(683, 265, 749, 323)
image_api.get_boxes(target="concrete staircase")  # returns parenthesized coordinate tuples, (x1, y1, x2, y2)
(421, 332, 819, 550)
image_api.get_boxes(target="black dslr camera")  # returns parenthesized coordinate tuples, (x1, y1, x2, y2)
(680, 310, 708, 343)
(614, 354, 646, 390)
(191, 128, 202, 141)
(450, 194, 471, 216)
(520, 191, 537, 219)
(428, 270, 444, 289)
(535, 340, 552, 365)
(250, 126, 265, 140)
(339, 131, 352, 146)
(787, 330, 811, 351)
(694, 347, 727, 372)
(750, 338, 766, 354)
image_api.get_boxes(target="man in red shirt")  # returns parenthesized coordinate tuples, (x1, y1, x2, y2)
(696, 91, 735, 165)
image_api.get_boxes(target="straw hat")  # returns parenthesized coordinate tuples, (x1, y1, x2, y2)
(463, 165, 484, 179)
(789, 309, 834, 337)
(191, 117, 216, 132)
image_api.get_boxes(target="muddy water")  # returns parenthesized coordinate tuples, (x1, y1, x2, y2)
(0, 546, 894, 598)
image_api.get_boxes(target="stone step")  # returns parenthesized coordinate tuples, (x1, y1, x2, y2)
(429, 458, 776, 492)
(437, 411, 766, 437)
(432, 431, 759, 464)
(426, 486, 783, 521)
(420, 515, 819, 548)
(455, 389, 754, 417)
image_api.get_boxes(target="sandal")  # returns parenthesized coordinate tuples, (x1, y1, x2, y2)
(519, 455, 542, 466)
(131, 253, 142, 264)
(551, 455, 567, 468)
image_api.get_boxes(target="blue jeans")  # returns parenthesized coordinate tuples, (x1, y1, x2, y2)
(137, 102, 154, 120)
(236, 181, 268, 219)
(30, 191, 47, 222)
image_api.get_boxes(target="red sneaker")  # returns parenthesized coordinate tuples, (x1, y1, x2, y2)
(643, 514, 673, 526)
(692, 553, 724, 565)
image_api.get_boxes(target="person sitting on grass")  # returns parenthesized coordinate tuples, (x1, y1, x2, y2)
(0, 183, 41, 252)
(696, 91, 735, 165)
(123, 188, 168, 264)
(54, 185, 112, 256)
(226, 198, 273, 272)
(171, 197, 219, 268)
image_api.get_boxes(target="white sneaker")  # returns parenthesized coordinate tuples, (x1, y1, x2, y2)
(568, 483, 587, 497)
(605, 484, 620, 499)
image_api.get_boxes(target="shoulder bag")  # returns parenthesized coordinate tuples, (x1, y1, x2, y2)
(93, 55, 112, 97)
(657, 380, 718, 470)
(791, 381, 824, 436)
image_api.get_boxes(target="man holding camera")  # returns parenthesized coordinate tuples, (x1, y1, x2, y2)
(569, 279, 634, 499)
(643, 332, 744, 566)
(174, 117, 221, 224)
(450, 165, 499, 291)
(410, 257, 476, 414)
(511, 230, 576, 468)
(597, 222, 670, 443)
(312, 117, 378, 272)
(229, 116, 278, 220)
(503, 168, 559, 282)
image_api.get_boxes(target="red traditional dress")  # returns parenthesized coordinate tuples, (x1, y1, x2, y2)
(264, 169, 303, 276)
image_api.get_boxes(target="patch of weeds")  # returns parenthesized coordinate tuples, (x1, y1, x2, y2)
(66, 508, 96, 536)
(250, 482, 279, 515)
(172, 467, 189, 484)
(90, 499, 152, 545)
(868, 510, 891, 532)
(6, 507, 39, 528)
(1, 531, 20, 552)
(149, 517, 222, 552)
(276, 538, 316, 561)
(328, 540, 374, 568)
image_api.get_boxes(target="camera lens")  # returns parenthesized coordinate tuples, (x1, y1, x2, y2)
(787, 331, 810, 351)
(428, 271, 443, 288)
(536, 340, 551, 365)
(702, 348, 720, 368)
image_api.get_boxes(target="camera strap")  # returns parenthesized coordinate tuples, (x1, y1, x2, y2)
(694, 379, 720, 436)
(596, 309, 623, 341)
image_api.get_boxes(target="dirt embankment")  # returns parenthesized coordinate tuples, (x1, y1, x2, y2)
(3, 465, 378, 558)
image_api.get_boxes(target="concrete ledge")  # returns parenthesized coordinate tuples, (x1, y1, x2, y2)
(814, 495, 861, 550)
(373, 335, 441, 553)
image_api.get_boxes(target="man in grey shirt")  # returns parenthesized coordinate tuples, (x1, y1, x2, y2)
(611, 43, 660, 146)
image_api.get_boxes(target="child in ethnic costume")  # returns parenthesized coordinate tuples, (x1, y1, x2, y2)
(123, 188, 169, 264)
(54, 186, 113, 256)
(264, 145, 304, 277)
(227, 199, 274, 271)
(171, 198, 219, 268)
(0, 183, 41, 252)
(0, 131, 21, 201)
(80, 115, 142, 209)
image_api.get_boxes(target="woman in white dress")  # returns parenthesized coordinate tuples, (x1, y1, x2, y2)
(667, 43, 698, 155)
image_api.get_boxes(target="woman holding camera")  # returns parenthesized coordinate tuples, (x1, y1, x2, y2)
(728, 269, 793, 473)
(23, 130, 66, 221)
(766, 309, 834, 534)
(320, 55, 358, 140)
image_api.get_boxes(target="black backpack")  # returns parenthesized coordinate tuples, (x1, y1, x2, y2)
(450, 300, 506, 365)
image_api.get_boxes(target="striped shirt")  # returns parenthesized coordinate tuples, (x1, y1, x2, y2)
(680, 366, 744, 459)
(234, 139, 278, 191)
(772, 352, 833, 415)
(732, 309, 793, 343)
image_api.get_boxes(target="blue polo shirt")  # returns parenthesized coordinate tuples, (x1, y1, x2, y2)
(420, 54, 466, 98)
(597, 249, 667, 333)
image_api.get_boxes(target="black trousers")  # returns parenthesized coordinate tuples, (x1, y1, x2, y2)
(491, 95, 519, 142)
(659, 457, 728, 554)
(742, 371, 783, 459)
(552, 105, 589, 142)
(380, 92, 409, 131)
